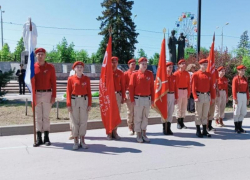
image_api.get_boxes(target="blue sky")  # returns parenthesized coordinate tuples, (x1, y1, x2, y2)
(1, 0, 249, 59)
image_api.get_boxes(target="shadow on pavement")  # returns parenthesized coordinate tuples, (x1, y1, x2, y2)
(86, 136, 205, 148)
(147, 127, 250, 141)
(49, 142, 142, 155)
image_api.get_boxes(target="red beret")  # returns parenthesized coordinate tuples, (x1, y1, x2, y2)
(178, 59, 186, 65)
(111, 56, 119, 61)
(138, 57, 148, 63)
(237, 65, 246, 70)
(72, 61, 84, 69)
(166, 62, 174, 67)
(128, 59, 136, 64)
(35, 48, 46, 54)
(199, 59, 208, 64)
(217, 66, 225, 72)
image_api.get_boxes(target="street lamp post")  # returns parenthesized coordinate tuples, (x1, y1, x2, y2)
(197, 0, 202, 61)
(221, 22, 229, 53)
(0, 6, 5, 48)
(217, 23, 229, 53)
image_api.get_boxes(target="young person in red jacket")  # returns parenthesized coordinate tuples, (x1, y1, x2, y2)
(232, 65, 249, 133)
(124, 59, 136, 135)
(192, 59, 215, 138)
(214, 66, 228, 127)
(34, 48, 56, 147)
(162, 62, 178, 135)
(67, 61, 92, 150)
(129, 57, 154, 143)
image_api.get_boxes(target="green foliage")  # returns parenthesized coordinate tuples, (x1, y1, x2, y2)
(242, 56, 250, 76)
(46, 48, 60, 62)
(56, 37, 76, 63)
(184, 46, 196, 59)
(97, 0, 139, 64)
(13, 37, 25, 62)
(0, 43, 12, 62)
(137, 48, 147, 59)
(92, 92, 99, 97)
(75, 49, 89, 63)
(148, 53, 159, 65)
(0, 69, 14, 97)
(237, 30, 250, 57)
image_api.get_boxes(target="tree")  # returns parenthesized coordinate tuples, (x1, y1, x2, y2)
(75, 50, 90, 63)
(137, 48, 147, 59)
(13, 37, 25, 62)
(56, 37, 75, 63)
(184, 46, 196, 59)
(46, 48, 59, 62)
(149, 53, 159, 65)
(0, 43, 12, 61)
(0, 69, 14, 98)
(242, 56, 250, 76)
(89, 52, 100, 64)
(237, 30, 250, 57)
(97, 0, 139, 64)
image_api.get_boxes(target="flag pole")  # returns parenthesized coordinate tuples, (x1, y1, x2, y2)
(30, 18, 37, 146)
(163, 28, 166, 38)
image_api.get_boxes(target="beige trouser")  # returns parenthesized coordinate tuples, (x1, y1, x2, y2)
(195, 93, 211, 125)
(35, 92, 52, 132)
(134, 96, 151, 132)
(69, 96, 88, 137)
(233, 93, 247, 122)
(125, 92, 134, 126)
(208, 99, 216, 120)
(176, 89, 188, 118)
(214, 90, 227, 119)
(116, 93, 122, 112)
(161, 93, 175, 123)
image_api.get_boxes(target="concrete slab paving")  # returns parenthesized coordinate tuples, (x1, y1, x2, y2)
(0, 118, 250, 180)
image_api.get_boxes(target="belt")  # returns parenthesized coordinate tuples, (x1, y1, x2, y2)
(219, 89, 226, 91)
(179, 88, 187, 90)
(197, 91, 210, 94)
(71, 94, 87, 98)
(126, 91, 129, 94)
(36, 89, 51, 92)
(134, 95, 150, 97)
(115, 91, 121, 94)
(238, 92, 246, 94)
(168, 92, 174, 94)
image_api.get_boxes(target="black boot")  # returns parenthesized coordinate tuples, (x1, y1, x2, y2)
(181, 118, 187, 129)
(177, 118, 182, 129)
(238, 121, 246, 133)
(166, 122, 173, 135)
(44, 131, 51, 146)
(208, 120, 215, 131)
(196, 125, 203, 138)
(234, 122, 241, 134)
(202, 125, 211, 137)
(34, 131, 43, 147)
(162, 123, 167, 135)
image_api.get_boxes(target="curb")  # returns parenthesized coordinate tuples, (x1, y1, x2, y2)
(0, 111, 249, 136)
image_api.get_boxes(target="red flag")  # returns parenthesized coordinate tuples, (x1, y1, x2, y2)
(99, 36, 121, 134)
(206, 33, 216, 94)
(153, 38, 169, 121)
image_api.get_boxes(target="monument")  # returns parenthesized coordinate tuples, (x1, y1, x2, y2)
(177, 32, 186, 61)
(168, 30, 178, 64)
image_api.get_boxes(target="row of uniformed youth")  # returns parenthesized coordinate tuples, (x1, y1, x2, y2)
(32, 47, 249, 150)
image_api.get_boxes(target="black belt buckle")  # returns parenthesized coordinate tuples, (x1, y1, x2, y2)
(36, 89, 51, 92)
(168, 92, 174, 94)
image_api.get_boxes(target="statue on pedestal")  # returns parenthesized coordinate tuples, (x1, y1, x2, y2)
(177, 32, 186, 61)
(168, 30, 178, 64)
(23, 17, 38, 51)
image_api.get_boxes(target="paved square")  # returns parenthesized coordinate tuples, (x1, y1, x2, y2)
(1, 118, 250, 180)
